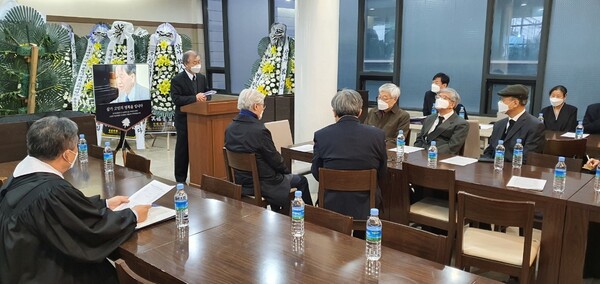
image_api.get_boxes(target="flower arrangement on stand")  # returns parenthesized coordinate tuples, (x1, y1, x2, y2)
(78, 42, 105, 113)
(150, 40, 177, 119)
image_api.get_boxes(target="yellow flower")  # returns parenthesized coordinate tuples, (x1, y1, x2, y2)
(257, 85, 268, 95)
(84, 80, 94, 91)
(156, 54, 172, 67)
(158, 80, 171, 95)
(261, 63, 275, 74)
(111, 58, 125, 64)
(159, 40, 169, 50)
(285, 78, 292, 90)
(270, 45, 276, 55)
(87, 54, 100, 66)
(290, 59, 295, 72)
(93, 42, 101, 51)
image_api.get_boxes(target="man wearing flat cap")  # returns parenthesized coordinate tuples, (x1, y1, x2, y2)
(481, 84, 545, 163)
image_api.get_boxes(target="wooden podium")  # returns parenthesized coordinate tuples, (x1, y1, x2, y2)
(181, 95, 238, 186)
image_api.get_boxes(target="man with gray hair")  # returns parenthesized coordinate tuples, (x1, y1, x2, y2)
(225, 89, 313, 212)
(414, 87, 469, 155)
(171, 50, 208, 183)
(311, 89, 386, 223)
(365, 82, 410, 142)
(0, 116, 150, 283)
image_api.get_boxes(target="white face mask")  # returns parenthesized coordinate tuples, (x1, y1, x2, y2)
(550, 97, 564, 107)
(377, 99, 388, 110)
(431, 83, 441, 93)
(190, 64, 202, 74)
(65, 150, 78, 169)
(434, 98, 449, 110)
(497, 100, 510, 114)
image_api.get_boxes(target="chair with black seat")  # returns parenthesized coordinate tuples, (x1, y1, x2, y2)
(200, 174, 242, 201)
(318, 168, 377, 214)
(115, 259, 155, 284)
(526, 152, 583, 171)
(380, 220, 447, 264)
(304, 205, 353, 235)
(223, 148, 269, 208)
(455, 192, 539, 284)
(402, 163, 456, 265)
(124, 152, 152, 174)
(543, 138, 587, 159)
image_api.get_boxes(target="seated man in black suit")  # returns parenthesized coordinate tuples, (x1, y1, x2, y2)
(225, 89, 312, 213)
(583, 103, 600, 134)
(414, 87, 469, 155)
(481, 84, 545, 163)
(311, 89, 387, 221)
(422, 72, 469, 119)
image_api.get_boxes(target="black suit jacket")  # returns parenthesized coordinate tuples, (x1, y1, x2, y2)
(541, 103, 578, 132)
(224, 114, 292, 207)
(482, 112, 545, 163)
(583, 103, 600, 134)
(311, 116, 387, 219)
(414, 112, 469, 155)
(170, 71, 206, 131)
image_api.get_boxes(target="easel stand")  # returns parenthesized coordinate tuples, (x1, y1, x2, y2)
(115, 130, 135, 164)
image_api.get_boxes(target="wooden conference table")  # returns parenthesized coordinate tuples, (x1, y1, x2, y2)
(545, 130, 600, 158)
(0, 158, 497, 283)
(281, 143, 595, 284)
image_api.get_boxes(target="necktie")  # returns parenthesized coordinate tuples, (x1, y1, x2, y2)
(125, 95, 130, 102)
(429, 116, 445, 134)
(192, 75, 197, 95)
(500, 119, 515, 141)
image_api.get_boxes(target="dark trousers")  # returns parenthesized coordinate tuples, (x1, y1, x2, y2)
(174, 120, 189, 183)
(278, 174, 313, 214)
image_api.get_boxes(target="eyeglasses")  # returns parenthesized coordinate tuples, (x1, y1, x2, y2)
(435, 95, 451, 100)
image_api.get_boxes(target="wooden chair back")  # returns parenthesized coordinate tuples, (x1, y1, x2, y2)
(304, 205, 353, 235)
(461, 120, 481, 158)
(115, 259, 155, 284)
(201, 174, 242, 201)
(317, 168, 377, 211)
(526, 152, 583, 171)
(403, 162, 456, 264)
(89, 144, 116, 160)
(543, 138, 587, 159)
(456, 192, 536, 283)
(124, 152, 152, 174)
(223, 148, 268, 208)
(264, 120, 293, 154)
(381, 220, 447, 264)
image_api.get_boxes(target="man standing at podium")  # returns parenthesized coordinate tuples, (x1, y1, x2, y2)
(171, 50, 207, 183)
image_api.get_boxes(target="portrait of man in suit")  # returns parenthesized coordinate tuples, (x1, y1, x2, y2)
(414, 88, 469, 155)
(481, 84, 545, 162)
(110, 64, 150, 103)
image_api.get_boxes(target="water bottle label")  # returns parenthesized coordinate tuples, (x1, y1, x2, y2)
(103, 152, 113, 161)
(554, 169, 566, 178)
(514, 149, 523, 156)
(428, 152, 437, 159)
(396, 139, 405, 147)
(175, 200, 188, 210)
(576, 129, 583, 135)
(495, 151, 504, 160)
(291, 207, 304, 220)
(459, 113, 465, 118)
(596, 168, 600, 178)
(79, 144, 87, 152)
(366, 225, 381, 241)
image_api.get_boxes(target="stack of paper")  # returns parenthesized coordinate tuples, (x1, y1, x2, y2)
(389, 145, 423, 154)
(506, 176, 547, 191)
(560, 132, 590, 138)
(440, 156, 478, 166)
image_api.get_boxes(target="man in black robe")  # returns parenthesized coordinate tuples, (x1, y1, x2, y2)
(0, 116, 150, 284)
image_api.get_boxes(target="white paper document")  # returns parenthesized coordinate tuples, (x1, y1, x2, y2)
(440, 156, 478, 166)
(479, 124, 494, 130)
(136, 206, 175, 230)
(506, 176, 547, 191)
(389, 145, 424, 154)
(291, 144, 314, 152)
(560, 132, 590, 138)
(114, 180, 175, 210)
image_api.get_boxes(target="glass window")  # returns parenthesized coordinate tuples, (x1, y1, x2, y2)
(207, 0, 225, 68)
(211, 73, 226, 90)
(363, 0, 396, 72)
(338, 0, 359, 90)
(274, 0, 295, 38)
(364, 79, 392, 105)
(489, 0, 545, 76)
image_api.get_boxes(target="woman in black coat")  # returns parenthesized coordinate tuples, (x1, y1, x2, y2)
(540, 85, 578, 132)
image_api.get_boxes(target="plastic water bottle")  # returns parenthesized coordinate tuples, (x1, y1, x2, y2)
(78, 134, 88, 164)
(396, 130, 405, 161)
(494, 140, 505, 171)
(291, 190, 305, 237)
(366, 208, 382, 261)
(431, 103, 437, 115)
(553, 156, 567, 193)
(458, 106, 465, 119)
(594, 164, 600, 192)
(174, 183, 189, 228)
(538, 113, 544, 123)
(103, 142, 114, 173)
(512, 138, 523, 169)
(576, 120, 584, 139)
(428, 141, 438, 168)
